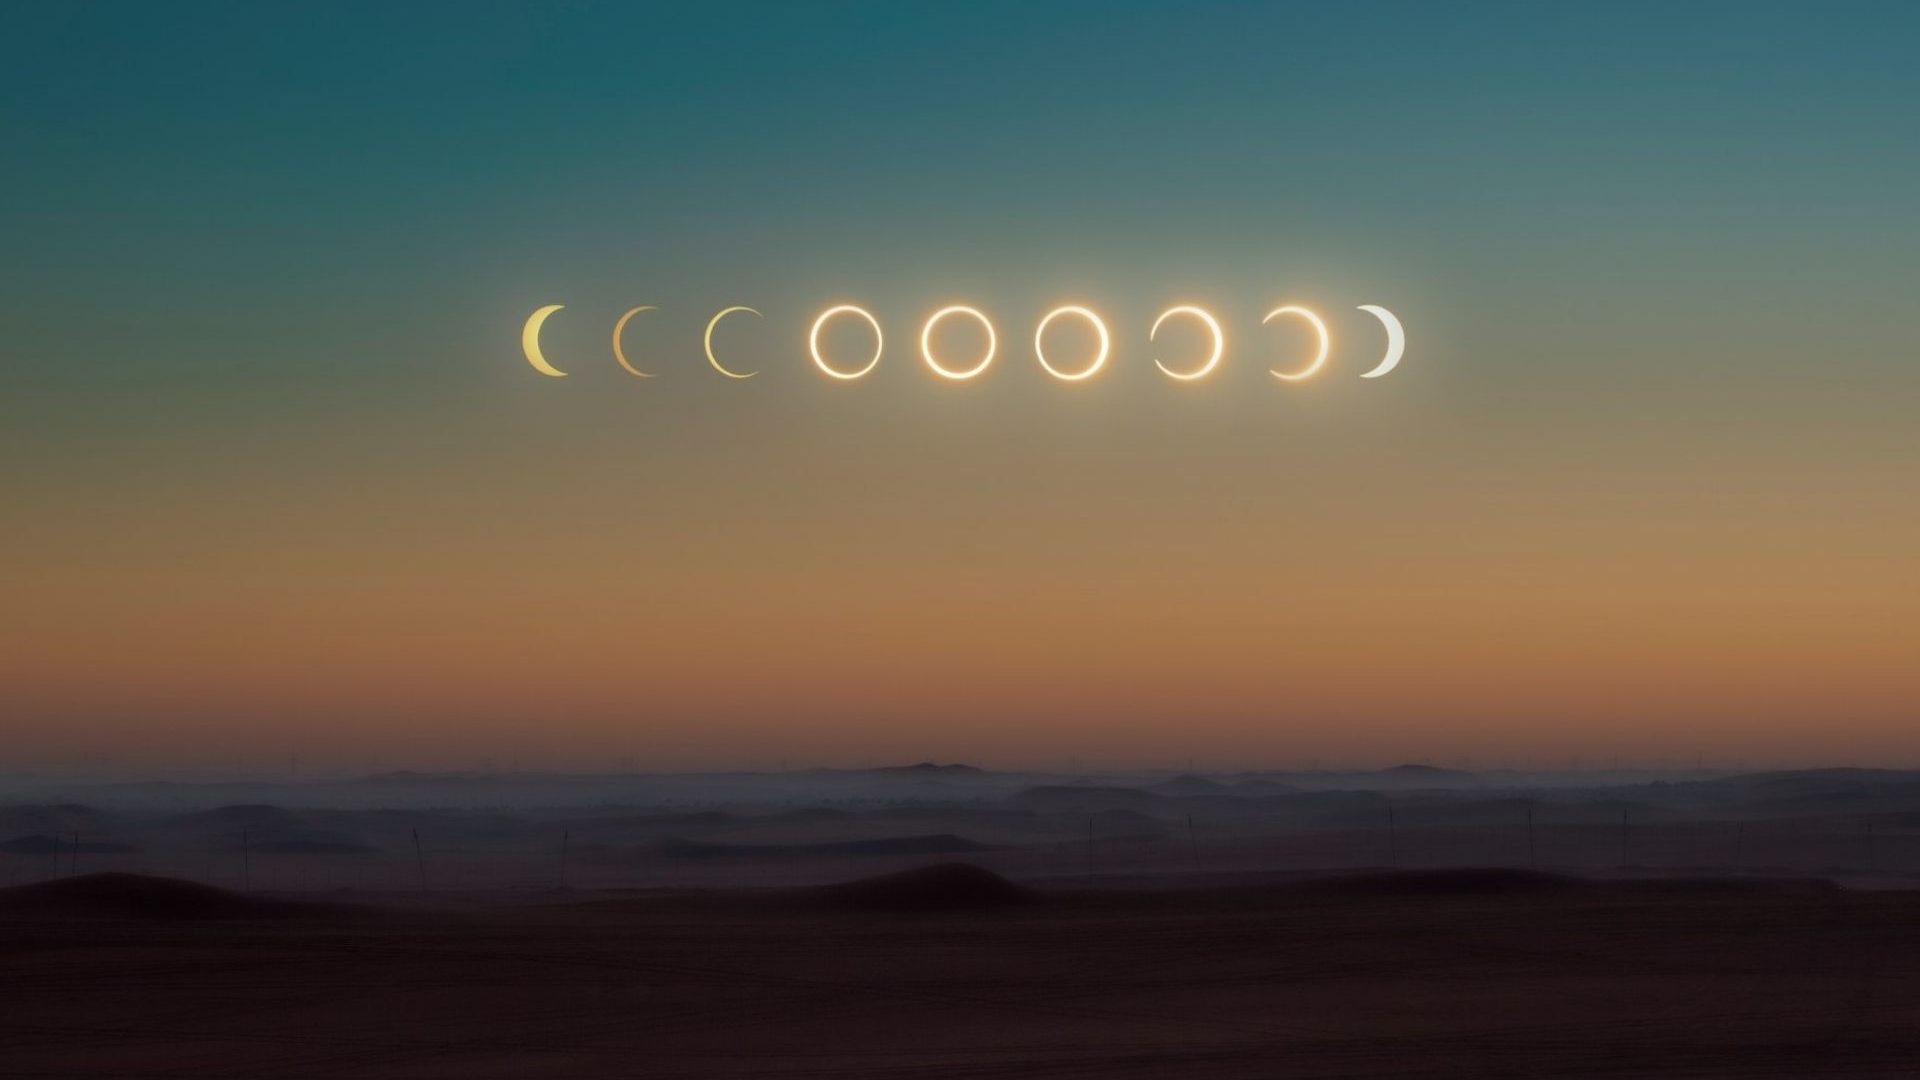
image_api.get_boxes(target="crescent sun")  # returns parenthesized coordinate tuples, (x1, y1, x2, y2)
(703, 306, 760, 379)
(1150, 305, 1225, 381)
(1356, 304, 1405, 379)
(1262, 304, 1331, 382)
(612, 305, 658, 378)
(520, 304, 568, 378)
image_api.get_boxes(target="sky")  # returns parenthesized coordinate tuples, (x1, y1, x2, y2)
(3, 1, 1918, 771)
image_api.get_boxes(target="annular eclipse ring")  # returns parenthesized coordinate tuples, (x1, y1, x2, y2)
(1034, 305, 1111, 382)
(919, 305, 997, 380)
(809, 304, 884, 380)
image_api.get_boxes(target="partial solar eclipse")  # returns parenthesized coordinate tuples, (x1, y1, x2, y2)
(520, 300, 1406, 383)
(1356, 304, 1405, 379)
(703, 306, 760, 379)
(1150, 305, 1225, 381)
(1262, 305, 1331, 382)
(611, 305, 657, 378)
(520, 304, 568, 378)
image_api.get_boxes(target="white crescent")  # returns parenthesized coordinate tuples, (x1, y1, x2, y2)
(612, 305, 658, 378)
(703, 306, 760, 379)
(1356, 304, 1405, 379)
(1263, 305, 1330, 382)
(520, 304, 568, 378)
(1150, 305, 1224, 381)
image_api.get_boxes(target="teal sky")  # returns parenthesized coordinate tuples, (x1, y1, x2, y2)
(4, 2, 1918, 769)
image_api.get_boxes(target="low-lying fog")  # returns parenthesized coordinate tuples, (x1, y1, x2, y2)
(3, 763, 1914, 893)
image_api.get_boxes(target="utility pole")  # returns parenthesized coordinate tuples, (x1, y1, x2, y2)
(412, 828, 427, 891)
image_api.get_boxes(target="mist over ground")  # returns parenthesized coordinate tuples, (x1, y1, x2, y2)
(6, 763, 1913, 894)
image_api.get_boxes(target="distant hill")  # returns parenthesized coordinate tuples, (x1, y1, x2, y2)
(1378, 764, 1481, 783)
(659, 834, 989, 859)
(0, 834, 136, 856)
(166, 804, 307, 832)
(251, 838, 377, 855)
(875, 763, 988, 777)
(0, 804, 111, 837)
(1151, 776, 1230, 797)
(1009, 786, 1161, 812)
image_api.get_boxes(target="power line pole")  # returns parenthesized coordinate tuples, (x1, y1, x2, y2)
(412, 829, 427, 892)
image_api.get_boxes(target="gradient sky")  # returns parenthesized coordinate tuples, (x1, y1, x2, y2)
(4, 2, 1918, 771)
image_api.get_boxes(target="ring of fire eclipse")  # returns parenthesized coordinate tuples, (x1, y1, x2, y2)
(919, 305, 997, 380)
(809, 305, 884, 380)
(1034, 305, 1110, 382)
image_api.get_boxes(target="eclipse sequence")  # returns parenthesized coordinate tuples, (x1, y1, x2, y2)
(519, 301, 1407, 382)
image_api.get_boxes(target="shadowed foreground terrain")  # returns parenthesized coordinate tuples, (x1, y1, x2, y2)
(3, 867, 1918, 1078)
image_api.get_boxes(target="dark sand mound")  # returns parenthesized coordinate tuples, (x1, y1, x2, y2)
(1299, 868, 1583, 897)
(816, 863, 1035, 912)
(0, 874, 357, 921)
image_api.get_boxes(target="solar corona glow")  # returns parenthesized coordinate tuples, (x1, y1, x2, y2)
(518, 301, 1408, 383)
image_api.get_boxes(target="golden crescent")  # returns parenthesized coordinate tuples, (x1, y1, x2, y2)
(1150, 305, 1225, 381)
(1356, 304, 1405, 379)
(520, 304, 568, 378)
(611, 305, 658, 378)
(808, 304, 884, 380)
(1262, 305, 1331, 381)
(919, 305, 997, 380)
(703, 306, 760, 379)
(1034, 305, 1111, 382)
